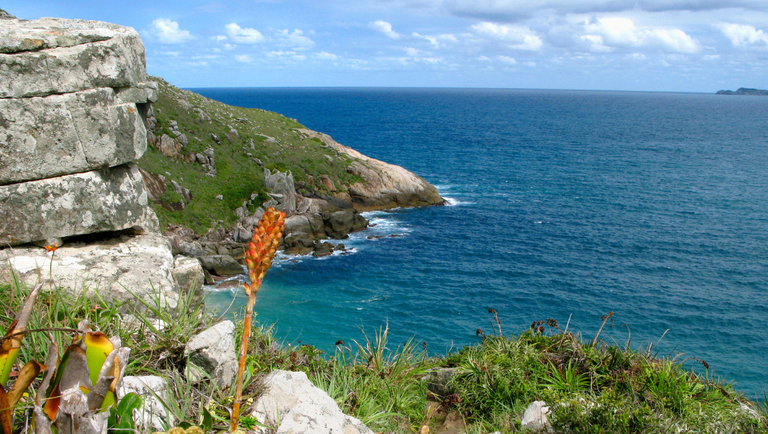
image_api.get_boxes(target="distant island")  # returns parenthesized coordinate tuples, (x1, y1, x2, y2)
(716, 87, 768, 95)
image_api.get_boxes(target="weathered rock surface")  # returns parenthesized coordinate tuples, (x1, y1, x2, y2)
(0, 87, 147, 184)
(252, 370, 373, 434)
(295, 129, 444, 210)
(264, 168, 297, 214)
(184, 320, 237, 388)
(521, 401, 551, 433)
(323, 208, 368, 239)
(172, 255, 204, 305)
(198, 254, 244, 276)
(423, 368, 459, 398)
(0, 18, 148, 98)
(0, 233, 178, 309)
(0, 163, 158, 246)
(119, 376, 175, 432)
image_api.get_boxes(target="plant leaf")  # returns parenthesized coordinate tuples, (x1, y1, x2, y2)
(84, 331, 114, 392)
(7, 360, 44, 408)
(0, 386, 12, 434)
(0, 283, 42, 387)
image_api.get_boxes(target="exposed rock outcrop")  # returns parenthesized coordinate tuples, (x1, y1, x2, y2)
(264, 168, 297, 214)
(0, 163, 158, 246)
(184, 320, 238, 388)
(1, 233, 179, 309)
(0, 17, 186, 308)
(252, 370, 373, 434)
(295, 128, 444, 210)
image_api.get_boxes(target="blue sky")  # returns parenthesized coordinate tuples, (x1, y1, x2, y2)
(5, 1, 768, 91)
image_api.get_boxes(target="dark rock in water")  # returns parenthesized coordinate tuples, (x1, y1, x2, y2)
(367, 235, 383, 240)
(334, 243, 346, 251)
(324, 209, 368, 239)
(198, 255, 243, 276)
(313, 241, 335, 257)
(284, 245, 314, 256)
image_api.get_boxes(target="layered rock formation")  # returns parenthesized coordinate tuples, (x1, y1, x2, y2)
(0, 17, 198, 308)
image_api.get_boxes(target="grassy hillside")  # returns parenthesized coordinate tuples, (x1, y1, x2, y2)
(2, 282, 765, 433)
(137, 77, 363, 234)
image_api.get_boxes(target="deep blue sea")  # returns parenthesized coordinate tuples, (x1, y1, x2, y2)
(190, 87, 768, 399)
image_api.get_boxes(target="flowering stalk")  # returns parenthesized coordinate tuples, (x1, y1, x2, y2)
(231, 207, 285, 432)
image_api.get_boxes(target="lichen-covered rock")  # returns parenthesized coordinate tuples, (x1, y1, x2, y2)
(0, 163, 158, 246)
(264, 168, 297, 214)
(0, 233, 178, 309)
(184, 320, 237, 388)
(0, 87, 147, 184)
(521, 401, 551, 433)
(173, 255, 204, 304)
(0, 17, 147, 98)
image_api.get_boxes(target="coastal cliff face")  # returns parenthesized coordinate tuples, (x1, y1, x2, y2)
(136, 78, 444, 265)
(0, 14, 444, 291)
(0, 17, 200, 308)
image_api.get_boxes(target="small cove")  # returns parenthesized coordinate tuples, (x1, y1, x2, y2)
(197, 87, 768, 399)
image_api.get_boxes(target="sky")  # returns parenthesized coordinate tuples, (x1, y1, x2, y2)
(4, 1, 768, 91)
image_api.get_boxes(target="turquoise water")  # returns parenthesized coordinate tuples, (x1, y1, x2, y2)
(193, 88, 768, 398)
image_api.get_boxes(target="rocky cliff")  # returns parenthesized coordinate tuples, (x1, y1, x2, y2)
(135, 77, 444, 268)
(0, 14, 444, 296)
(0, 16, 202, 308)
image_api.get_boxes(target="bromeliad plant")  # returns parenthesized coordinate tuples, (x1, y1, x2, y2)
(0, 284, 132, 434)
(230, 207, 285, 432)
(0, 284, 43, 434)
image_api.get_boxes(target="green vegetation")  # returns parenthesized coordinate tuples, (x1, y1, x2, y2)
(137, 78, 363, 234)
(0, 279, 765, 433)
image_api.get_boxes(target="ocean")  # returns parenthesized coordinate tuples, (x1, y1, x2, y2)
(191, 87, 768, 399)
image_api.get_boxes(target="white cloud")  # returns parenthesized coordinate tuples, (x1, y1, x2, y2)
(314, 52, 339, 61)
(266, 50, 307, 61)
(213, 35, 228, 42)
(626, 53, 648, 60)
(225, 23, 265, 44)
(497, 55, 517, 64)
(581, 17, 699, 53)
(715, 23, 768, 47)
(472, 22, 543, 50)
(405, 47, 423, 56)
(439, 0, 768, 20)
(369, 20, 401, 39)
(273, 29, 315, 49)
(152, 19, 194, 44)
(235, 54, 252, 62)
(413, 32, 458, 48)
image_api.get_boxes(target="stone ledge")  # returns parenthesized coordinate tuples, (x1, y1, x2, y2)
(0, 18, 146, 98)
(0, 163, 158, 246)
(0, 87, 147, 185)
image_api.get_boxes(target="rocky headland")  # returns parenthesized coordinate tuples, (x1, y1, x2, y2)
(716, 87, 768, 95)
(0, 14, 443, 300)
